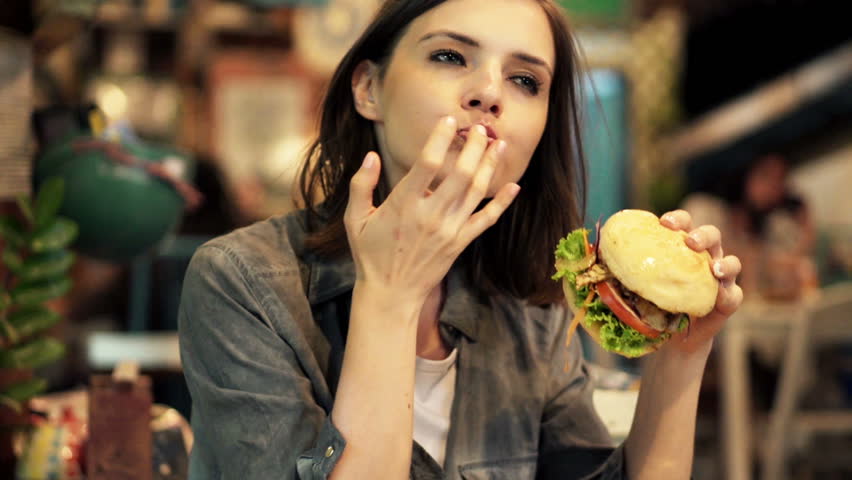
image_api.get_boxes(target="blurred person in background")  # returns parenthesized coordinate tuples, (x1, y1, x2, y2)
(683, 152, 818, 301)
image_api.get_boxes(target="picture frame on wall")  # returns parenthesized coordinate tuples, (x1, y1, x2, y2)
(208, 50, 323, 219)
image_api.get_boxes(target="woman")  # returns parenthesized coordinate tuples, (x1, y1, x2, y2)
(683, 152, 817, 299)
(178, 1, 743, 479)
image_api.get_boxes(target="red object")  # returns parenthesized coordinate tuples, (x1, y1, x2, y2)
(595, 281, 662, 339)
(60, 406, 86, 478)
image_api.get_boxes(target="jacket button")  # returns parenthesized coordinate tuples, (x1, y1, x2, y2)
(325, 446, 334, 457)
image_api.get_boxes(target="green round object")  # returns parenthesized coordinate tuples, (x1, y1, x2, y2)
(35, 135, 191, 262)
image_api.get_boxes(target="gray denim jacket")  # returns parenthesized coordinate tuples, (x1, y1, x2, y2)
(178, 211, 627, 480)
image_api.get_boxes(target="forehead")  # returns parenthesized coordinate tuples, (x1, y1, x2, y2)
(402, 0, 555, 64)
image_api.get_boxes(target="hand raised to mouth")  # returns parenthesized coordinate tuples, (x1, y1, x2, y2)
(344, 115, 519, 303)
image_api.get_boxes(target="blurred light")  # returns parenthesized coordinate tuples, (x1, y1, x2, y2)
(96, 83, 128, 120)
(261, 135, 311, 188)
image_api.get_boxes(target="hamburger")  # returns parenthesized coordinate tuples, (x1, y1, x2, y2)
(552, 210, 719, 357)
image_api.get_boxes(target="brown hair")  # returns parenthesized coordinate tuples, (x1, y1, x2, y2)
(297, 0, 587, 305)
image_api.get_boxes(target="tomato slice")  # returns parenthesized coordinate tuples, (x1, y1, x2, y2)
(595, 281, 662, 339)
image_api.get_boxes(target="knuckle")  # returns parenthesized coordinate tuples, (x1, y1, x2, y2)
(733, 284, 744, 301)
(469, 182, 487, 199)
(705, 225, 722, 239)
(418, 216, 440, 234)
(722, 284, 743, 311)
(348, 176, 364, 193)
(671, 209, 690, 220)
(726, 255, 742, 271)
(438, 225, 458, 243)
(456, 166, 476, 182)
(420, 152, 442, 172)
(479, 208, 499, 228)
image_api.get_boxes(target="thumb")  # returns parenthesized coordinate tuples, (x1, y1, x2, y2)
(346, 151, 381, 221)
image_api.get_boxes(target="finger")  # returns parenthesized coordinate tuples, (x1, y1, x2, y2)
(432, 124, 490, 210)
(660, 209, 693, 232)
(686, 225, 724, 259)
(457, 183, 520, 246)
(344, 152, 381, 225)
(712, 255, 742, 285)
(400, 116, 457, 197)
(458, 139, 505, 215)
(714, 281, 743, 317)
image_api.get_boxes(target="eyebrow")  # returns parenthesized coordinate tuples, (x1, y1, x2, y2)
(419, 30, 553, 77)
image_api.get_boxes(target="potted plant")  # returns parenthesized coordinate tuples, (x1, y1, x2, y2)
(0, 177, 77, 472)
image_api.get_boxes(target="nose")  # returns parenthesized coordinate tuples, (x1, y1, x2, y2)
(461, 63, 502, 116)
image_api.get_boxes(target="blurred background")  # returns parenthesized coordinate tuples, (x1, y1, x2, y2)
(0, 0, 850, 478)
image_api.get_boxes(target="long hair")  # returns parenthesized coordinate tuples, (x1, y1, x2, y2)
(298, 0, 587, 305)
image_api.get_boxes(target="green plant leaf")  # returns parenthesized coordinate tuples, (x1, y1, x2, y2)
(15, 195, 35, 227)
(0, 378, 48, 404)
(0, 337, 65, 369)
(0, 316, 18, 346)
(8, 307, 61, 341)
(10, 277, 73, 307)
(2, 249, 24, 274)
(30, 217, 78, 253)
(33, 177, 65, 229)
(19, 250, 75, 283)
(0, 396, 23, 414)
(0, 217, 28, 249)
(0, 291, 10, 312)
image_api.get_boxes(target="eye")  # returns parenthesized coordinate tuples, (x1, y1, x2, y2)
(430, 49, 466, 66)
(512, 75, 541, 95)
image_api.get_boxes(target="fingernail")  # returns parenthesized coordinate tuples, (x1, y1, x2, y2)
(689, 232, 702, 247)
(509, 184, 521, 196)
(662, 214, 677, 225)
(714, 261, 724, 278)
(444, 116, 456, 127)
(474, 124, 487, 136)
(495, 140, 507, 155)
(363, 152, 375, 169)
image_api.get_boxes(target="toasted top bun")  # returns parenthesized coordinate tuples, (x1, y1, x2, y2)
(599, 210, 719, 317)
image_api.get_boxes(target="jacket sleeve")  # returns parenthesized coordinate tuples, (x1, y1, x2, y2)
(178, 244, 345, 479)
(536, 307, 628, 480)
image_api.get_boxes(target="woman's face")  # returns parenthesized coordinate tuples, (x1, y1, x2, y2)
(745, 155, 788, 210)
(356, 0, 555, 195)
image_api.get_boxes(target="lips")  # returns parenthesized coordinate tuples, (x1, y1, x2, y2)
(457, 124, 499, 142)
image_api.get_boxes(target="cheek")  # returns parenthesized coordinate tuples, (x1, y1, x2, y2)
(489, 112, 546, 190)
(488, 151, 532, 196)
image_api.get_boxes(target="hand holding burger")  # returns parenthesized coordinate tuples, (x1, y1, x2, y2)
(553, 209, 743, 357)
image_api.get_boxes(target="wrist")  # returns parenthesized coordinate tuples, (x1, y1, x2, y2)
(647, 341, 711, 380)
(352, 281, 425, 327)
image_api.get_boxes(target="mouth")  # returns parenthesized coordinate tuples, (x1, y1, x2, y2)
(457, 124, 499, 144)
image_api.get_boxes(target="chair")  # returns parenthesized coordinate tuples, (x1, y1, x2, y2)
(760, 281, 852, 480)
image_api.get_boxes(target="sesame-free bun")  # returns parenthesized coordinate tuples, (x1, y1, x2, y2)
(599, 210, 719, 317)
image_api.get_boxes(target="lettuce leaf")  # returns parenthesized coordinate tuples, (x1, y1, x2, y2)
(552, 229, 589, 280)
(583, 297, 666, 358)
(552, 229, 591, 307)
(678, 315, 690, 332)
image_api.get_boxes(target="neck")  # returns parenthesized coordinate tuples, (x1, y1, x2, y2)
(416, 280, 451, 360)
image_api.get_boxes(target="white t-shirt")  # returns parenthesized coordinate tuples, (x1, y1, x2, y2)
(413, 348, 458, 467)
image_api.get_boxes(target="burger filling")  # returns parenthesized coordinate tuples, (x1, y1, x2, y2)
(611, 277, 685, 334)
(575, 260, 684, 334)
